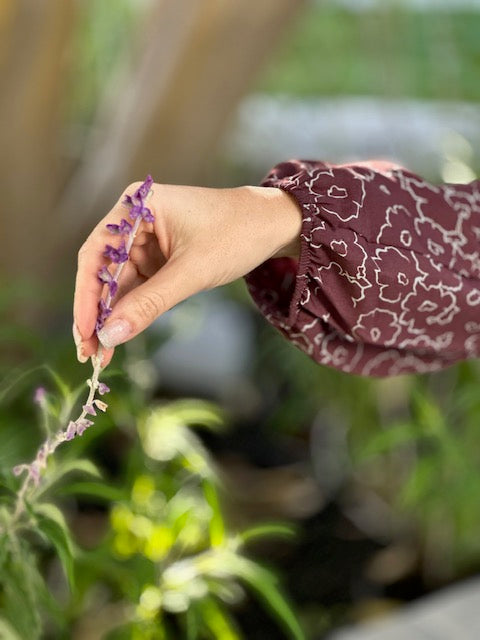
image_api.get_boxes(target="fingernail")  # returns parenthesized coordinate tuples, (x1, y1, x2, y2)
(77, 346, 88, 364)
(73, 323, 88, 363)
(72, 322, 82, 346)
(97, 319, 132, 349)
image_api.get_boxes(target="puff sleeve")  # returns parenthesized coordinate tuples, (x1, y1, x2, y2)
(244, 159, 480, 376)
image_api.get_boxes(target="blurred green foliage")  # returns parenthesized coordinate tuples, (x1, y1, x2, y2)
(259, 4, 480, 101)
(0, 333, 305, 639)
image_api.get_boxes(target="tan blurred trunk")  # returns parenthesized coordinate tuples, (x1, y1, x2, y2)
(0, 0, 75, 282)
(0, 0, 306, 311)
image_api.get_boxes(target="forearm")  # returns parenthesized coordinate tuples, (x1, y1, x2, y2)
(246, 159, 480, 376)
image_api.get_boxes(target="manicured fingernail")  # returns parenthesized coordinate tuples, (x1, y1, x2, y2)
(97, 319, 131, 349)
(73, 323, 88, 363)
(77, 346, 88, 364)
(72, 322, 82, 346)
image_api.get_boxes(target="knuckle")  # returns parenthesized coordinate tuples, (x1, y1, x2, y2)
(133, 290, 166, 322)
(77, 241, 90, 264)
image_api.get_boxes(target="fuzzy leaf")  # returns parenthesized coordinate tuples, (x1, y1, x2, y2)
(57, 481, 126, 502)
(33, 458, 102, 499)
(0, 617, 23, 640)
(228, 555, 305, 640)
(34, 503, 75, 590)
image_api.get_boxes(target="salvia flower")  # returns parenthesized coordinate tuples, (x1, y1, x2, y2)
(123, 175, 154, 222)
(96, 299, 112, 332)
(65, 421, 77, 441)
(103, 242, 128, 264)
(98, 382, 110, 395)
(83, 404, 97, 416)
(128, 204, 154, 223)
(106, 218, 133, 235)
(33, 386, 47, 407)
(98, 266, 118, 297)
(76, 419, 94, 436)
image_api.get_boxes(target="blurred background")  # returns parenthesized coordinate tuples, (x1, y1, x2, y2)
(2, 0, 480, 638)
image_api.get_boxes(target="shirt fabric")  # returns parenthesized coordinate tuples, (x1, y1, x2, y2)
(245, 159, 480, 377)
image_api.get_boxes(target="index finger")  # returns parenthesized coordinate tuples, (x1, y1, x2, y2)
(73, 196, 130, 346)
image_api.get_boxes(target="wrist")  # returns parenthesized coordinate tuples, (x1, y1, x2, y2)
(240, 186, 302, 260)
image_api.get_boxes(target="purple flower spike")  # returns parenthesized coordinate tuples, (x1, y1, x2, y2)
(83, 404, 97, 416)
(103, 242, 128, 264)
(98, 382, 110, 395)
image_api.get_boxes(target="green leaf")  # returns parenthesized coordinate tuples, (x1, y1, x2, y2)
(34, 458, 102, 498)
(169, 400, 225, 431)
(196, 597, 240, 640)
(44, 365, 71, 401)
(228, 556, 306, 640)
(57, 481, 126, 502)
(358, 422, 420, 460)
(186, 607, 199, 640)
(34, 503, 75, 590)
(239, 523, 297, 545)
(1, 547, 46, 639)
(202, 481, 225, 547)
(0, 617, 23, 640)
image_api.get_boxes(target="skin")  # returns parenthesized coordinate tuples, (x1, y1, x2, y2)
(73, 182, 303, 367)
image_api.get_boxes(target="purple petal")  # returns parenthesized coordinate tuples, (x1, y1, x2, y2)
(106, 218, 133, 235)
(33, 386, 47, 406)
(103, 242, 128, 264)
(119, 218, 133, 233)
(98, 382, 110, 395)
(123, 193, 141, 209)
(108, 280, 118, 297)
(65, 421, 77, 440)
(83, 404, 97, 416)
(98, 266, 113, 284)
(128, 205, 143, 220)
(142, 207, 154, 223)
(134, 175, 153, 200)
(96, 299, 112, 331)
(76, 418, 94, 436)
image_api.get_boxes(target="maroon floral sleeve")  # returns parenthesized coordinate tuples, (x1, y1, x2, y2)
(245, 159, 480, 376)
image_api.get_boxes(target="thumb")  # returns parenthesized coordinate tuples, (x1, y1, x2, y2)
(97, 258, 200, 349)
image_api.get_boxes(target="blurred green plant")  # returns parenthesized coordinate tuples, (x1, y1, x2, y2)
(258, 327, 480, 583)
(0, 364, 305, 639)
(259, 4, 480, 102)
(358, 361, 480, 579)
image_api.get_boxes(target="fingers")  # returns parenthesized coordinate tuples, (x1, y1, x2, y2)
(73, 189, 157, 362)
(96, 256, 201, 349)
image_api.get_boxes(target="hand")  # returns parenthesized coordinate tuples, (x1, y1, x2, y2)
(73, 182, 302, 366)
